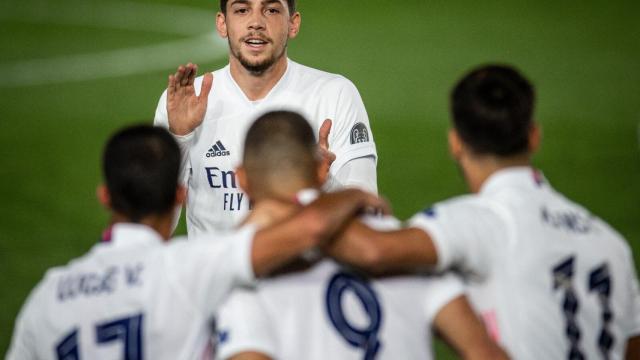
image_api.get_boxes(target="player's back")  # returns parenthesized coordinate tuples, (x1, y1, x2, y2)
(469, 168, 638, 359)
(7, 223, 254, 360)
(216, 259, 463, 360)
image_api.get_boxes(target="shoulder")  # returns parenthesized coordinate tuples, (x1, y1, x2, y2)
(413, 194, 503, 223)
(290, 60, 359, 94)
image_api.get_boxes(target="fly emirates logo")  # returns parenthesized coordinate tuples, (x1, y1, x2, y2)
(204, 167, 248, 211)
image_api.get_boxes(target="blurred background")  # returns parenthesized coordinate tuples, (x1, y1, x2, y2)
(1, 0, 639, 357)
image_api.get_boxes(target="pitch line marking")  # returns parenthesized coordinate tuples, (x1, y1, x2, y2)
(0, 1, 227, 87)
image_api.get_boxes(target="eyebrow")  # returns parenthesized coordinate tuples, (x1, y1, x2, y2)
(229, 0, 285, 6)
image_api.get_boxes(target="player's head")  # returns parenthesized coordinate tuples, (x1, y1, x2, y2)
(237, 110, 321, 202)
(449, 64, 538, 158)
(217, 0, 301, 76)
(99, 125, 185, 225)
(220, 0, 296, 15)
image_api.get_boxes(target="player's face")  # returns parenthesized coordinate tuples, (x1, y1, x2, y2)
(218, 0, 300, 75)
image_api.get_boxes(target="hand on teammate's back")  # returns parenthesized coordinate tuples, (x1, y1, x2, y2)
(166, 63, 213, 136)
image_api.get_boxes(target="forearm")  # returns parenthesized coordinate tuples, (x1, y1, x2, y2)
(251, 189, 383, 277)
(434, 296, 510, 360)
(330, 223, 439, 273)
(627, 335, 640, 360)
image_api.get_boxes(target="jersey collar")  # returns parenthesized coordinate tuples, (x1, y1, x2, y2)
(225, 58, 294, 106)
(480, 166, 547, 195)
(107, 223, 165, 248)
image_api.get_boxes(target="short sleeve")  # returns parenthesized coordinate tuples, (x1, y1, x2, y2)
(407, 197, 508, 278)
(327, 79, 377, 178)
(5, 285, 43, 360)
(421, 273, 466, 323)
(215, 288, 276, 360)
(627, 255, 640, 336)
(329, 156, 378, 194)
(168, 226, 257, 317)
(153, 89, 194, 184)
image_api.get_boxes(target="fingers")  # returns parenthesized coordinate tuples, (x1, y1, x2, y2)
(186, 63, 197, 87)
(361, 192, 391, 216)
(167, 74, 176, 97)
(318, 119, 332, 149)
(200, 72, 214, 100)
(172, 63, 197, 89)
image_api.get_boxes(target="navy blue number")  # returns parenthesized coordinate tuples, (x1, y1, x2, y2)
(589, 264, 614, 360)
(96, 313, 144, 360)
(552, 256, 584, 360)
(55, 313, 143, 360)
(56, 328, 79, 360)
(325, 271, 382, 360)
(552, 256, 615, 360)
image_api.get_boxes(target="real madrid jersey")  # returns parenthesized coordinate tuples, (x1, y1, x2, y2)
(154, 59, 378, 236)
(215, 260, 463, 360)
(6, 223, 255, 360)
(407, 167, 640, 360)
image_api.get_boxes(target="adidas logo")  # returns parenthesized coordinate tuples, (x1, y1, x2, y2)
(206, 140, 231, 158)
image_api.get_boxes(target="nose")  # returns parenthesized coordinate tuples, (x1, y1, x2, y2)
(247, 10, 266, 31)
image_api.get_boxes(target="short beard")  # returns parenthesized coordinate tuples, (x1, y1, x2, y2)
(229, 39, 287, 76)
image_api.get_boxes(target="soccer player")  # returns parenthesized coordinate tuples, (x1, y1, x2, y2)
(328, 65, 640, 359)
(214, 111, 508, 360)
(154, 0, 377, 235)
(5, 125, 385, 360)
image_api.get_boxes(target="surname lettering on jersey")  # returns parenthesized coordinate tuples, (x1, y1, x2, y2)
(57, 263, 144, 302)
(541, 207, 591, 233)
(205, 167, 247, 211)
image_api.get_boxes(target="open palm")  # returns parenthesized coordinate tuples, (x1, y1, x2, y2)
(166, 63, 213, 136)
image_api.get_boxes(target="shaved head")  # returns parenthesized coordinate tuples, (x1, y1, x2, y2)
(242, 111, 319, 200)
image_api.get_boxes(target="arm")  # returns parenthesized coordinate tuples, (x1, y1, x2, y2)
(251, 189, 388, 277)
(324, 156, 378, 194)
(330, 199, 504, 277)
(155, 63, 212, 231)
(321, 78, 378, 193)
(326, 221, 439, 274)
(230, 353, 272, 360)
(433, 296, 510, 360)
(627, 336, 640, 360)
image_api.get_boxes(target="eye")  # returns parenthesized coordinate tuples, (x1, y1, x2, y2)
(234, 7, 249, 14)
(266, 8, 280, 14)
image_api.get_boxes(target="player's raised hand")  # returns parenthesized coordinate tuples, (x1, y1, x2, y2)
(166, 63, 213, 136)
(317, 119, 336, 182)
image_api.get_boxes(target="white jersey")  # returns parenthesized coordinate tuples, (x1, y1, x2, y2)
(215, 216, 463, 360)
(6, 223, 255, 360)
(154, 59, 378, 236)
(408, 167, 640, 360)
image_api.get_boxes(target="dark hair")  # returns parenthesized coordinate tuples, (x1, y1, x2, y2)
(243, 110, 316, 188)
(451, 64, 535, 156)
(220, 0, 296, 15)
(102, 125, 181, 222)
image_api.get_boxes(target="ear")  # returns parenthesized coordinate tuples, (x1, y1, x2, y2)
(236, 166, 251, 196)
(175, 185, 187, 207)
(216, 12, 228, 38)
(96, 184, 111, 209)
(448, 129, 464, 160)
(288, 12, 301, 39)
(528, 123, 542, 153)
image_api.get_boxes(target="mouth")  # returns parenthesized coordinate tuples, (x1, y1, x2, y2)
(243, 37, 270, 50)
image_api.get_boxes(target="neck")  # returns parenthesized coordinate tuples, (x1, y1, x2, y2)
(252, 177, 318, 205)
(461, 153, 531, 193)
(229, 55, 289, 101)
(109, 212, 174, 241)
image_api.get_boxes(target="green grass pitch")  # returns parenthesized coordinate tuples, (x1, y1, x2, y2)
(1, 0, 639, 357)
